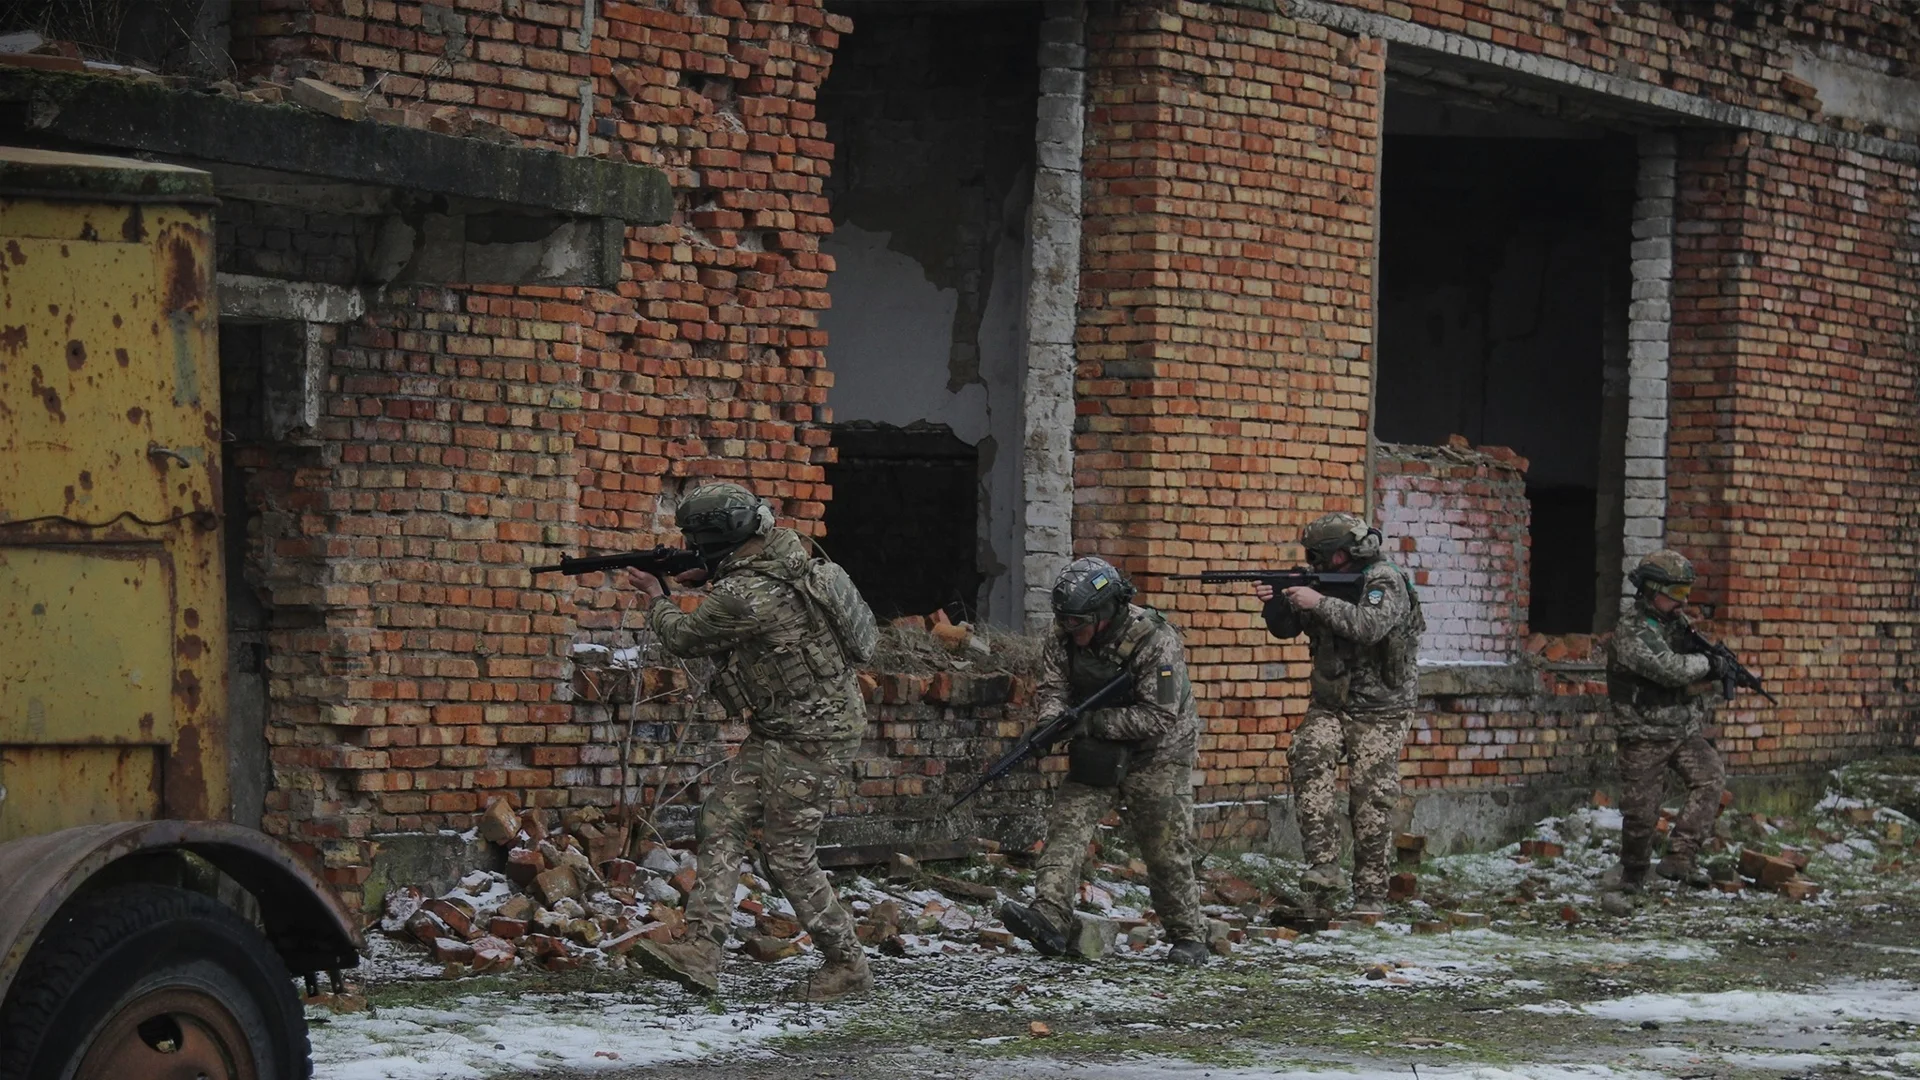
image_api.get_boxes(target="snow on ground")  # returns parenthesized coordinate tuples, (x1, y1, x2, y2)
(311, 990, 840, 1078)
(1522, 980, 1920, 1025)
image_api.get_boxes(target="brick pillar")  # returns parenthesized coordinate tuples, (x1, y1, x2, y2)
(1079, 2, 1383, 810)
(1670, 129, 1920, 769)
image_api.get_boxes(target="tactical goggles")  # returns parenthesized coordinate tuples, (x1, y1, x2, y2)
(1056, 612, 1100, 631)
(1656, 582, 1691, 601)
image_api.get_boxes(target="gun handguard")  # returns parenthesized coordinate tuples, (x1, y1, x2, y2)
(532, 545, 705, 590)
(1678, 625, 1777, 705)
(1168, 568, 1366, 601)
(947, 671, 1135, 812)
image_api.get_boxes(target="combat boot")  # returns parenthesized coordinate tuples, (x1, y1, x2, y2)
(1655, 856, 1711, 889)
(1300, 862, 1347, 914)
(1349, 894, 1387, 916)
(632, 937, 722, 996)
(999, 901, 1068, 957)
(790, 949, 873, 1002)
(1164, 940, 1211, 967)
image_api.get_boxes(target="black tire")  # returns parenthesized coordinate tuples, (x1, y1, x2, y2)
(0, 883, 311, 1080)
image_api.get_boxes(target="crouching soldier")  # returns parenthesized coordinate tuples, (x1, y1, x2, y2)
(1257, 513, 1423, 914)
(625, 483, 875, 1001)
(1607, 549, 1727, 892)
(999, 558, 1210, 966)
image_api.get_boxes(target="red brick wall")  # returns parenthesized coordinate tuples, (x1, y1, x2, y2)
(1668, 128, 1920, 770)
(1076, 1, 1385, 813)
(227, 0, 849, 903)
(1374, 441, 1531, 663)
(1322, 0, 1917, 140)
(218, 1, 1920, 903)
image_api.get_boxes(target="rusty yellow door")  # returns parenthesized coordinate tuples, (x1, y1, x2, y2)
(0, 148, 228, 841)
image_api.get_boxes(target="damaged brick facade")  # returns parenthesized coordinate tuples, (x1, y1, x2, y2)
(158, 0, 1920, 904)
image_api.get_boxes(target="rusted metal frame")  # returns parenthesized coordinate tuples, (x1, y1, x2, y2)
(0, 821, 363, 1009)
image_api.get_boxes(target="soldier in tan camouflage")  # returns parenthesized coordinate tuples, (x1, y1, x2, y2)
(1606, 548, 1728, 892)
(623, 483, 873, 1001)
(998, 557, 1210, 966)
(1257, 513, 1424, 913)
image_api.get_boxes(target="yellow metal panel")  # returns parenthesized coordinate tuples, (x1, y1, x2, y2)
(0, 148, 227, 826)
(0, 547, 176, 745)
(0, 746, 162, 844)
(0, 222, 217, 526)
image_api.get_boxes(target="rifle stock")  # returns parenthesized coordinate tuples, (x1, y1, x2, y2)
(947, 671, 1134, 812)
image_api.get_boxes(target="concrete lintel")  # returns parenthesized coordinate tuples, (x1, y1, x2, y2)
(217, 273, 366, 324)
(1417, 661, 1541, 698)
(1289, 0, 1920, 164)
(1, 69, 673, 222)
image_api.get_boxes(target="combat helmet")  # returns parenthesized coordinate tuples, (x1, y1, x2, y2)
(1628, 548, 1695, 601)
(1301, 512, 1382, 568)
(1050, 557, 1135, 630)
(675, 482, 773, 564)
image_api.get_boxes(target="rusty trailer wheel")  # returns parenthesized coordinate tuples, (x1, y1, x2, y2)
(0, 884, 310, 1080)
(74, 986, 260, 1080)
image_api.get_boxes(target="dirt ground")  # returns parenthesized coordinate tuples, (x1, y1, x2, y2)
(311, 764, 1920, 1080)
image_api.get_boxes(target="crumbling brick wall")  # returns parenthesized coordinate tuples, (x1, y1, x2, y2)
(216, 0, 1920, 904)
(224, 1, 850, 905)
(1374, 441, 1531, 664)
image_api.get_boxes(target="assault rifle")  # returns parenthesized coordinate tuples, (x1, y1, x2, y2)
(1678, 624, 1778, 705)
(532, 545, 705, 590)
(947, 671, 1134, 812)
(1168, 568, 1365, 602)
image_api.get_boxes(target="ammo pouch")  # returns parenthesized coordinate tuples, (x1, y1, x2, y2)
(1067, 736, 1132, 788)
(1607, 669, 1689, 710)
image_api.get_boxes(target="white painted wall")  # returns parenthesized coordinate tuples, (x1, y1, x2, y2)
(822, 220, 1030, 625)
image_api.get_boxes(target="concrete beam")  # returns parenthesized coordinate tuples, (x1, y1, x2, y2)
(1287, 0, 1920, 164)
(0, 68, 673, 221)
(217, 273, 365, 324)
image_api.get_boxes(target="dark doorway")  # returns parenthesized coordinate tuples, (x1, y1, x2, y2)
(1375, 129, 1634, 635)
(823, 423, 982, 621)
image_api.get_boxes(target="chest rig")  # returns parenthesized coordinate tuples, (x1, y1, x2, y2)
(708, 571, 852, 721)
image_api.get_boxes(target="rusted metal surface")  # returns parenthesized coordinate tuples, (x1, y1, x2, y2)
(0, 820, 363, 1009)
(0, 146, 226, 833)
(75, 986, 258, 1080)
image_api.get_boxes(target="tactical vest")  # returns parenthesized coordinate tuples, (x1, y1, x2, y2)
(1606, 666, 1693, 710)
(1067, 607, 1174, 702)
(1379, 560, 1425, 686)
(708, 570, 855, 719)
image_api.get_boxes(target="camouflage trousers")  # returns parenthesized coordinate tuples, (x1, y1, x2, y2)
(1031, 755, 1204, 944)
(1290, 705, 1413, 901)
(683, 735, 862, 962)
(1617, 735, 1724, 873)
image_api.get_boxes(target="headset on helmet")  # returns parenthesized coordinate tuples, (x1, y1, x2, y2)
(1301, 512, 1381, 568)
(675, 483, 774, 564)
(1628, 548, 1696, 599)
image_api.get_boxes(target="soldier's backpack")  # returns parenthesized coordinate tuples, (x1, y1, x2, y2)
(796, 556, 879, 666)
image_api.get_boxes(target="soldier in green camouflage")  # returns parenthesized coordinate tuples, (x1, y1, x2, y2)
(623, 483, 873, 1001)
(1606, 548, 1728, 892)
(1257, 513, 1424, 913)
(998, 557, 1210, 966)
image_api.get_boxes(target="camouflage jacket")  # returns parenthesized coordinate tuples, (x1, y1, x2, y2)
(648, 527, 866, 745)
(1606, 597, 1715, 742)
(1265, 558, 1422, 716)
(1036, 604, 1198, 765)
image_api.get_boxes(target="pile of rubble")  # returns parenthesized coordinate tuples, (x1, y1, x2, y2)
(380, 799, 714, 978)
